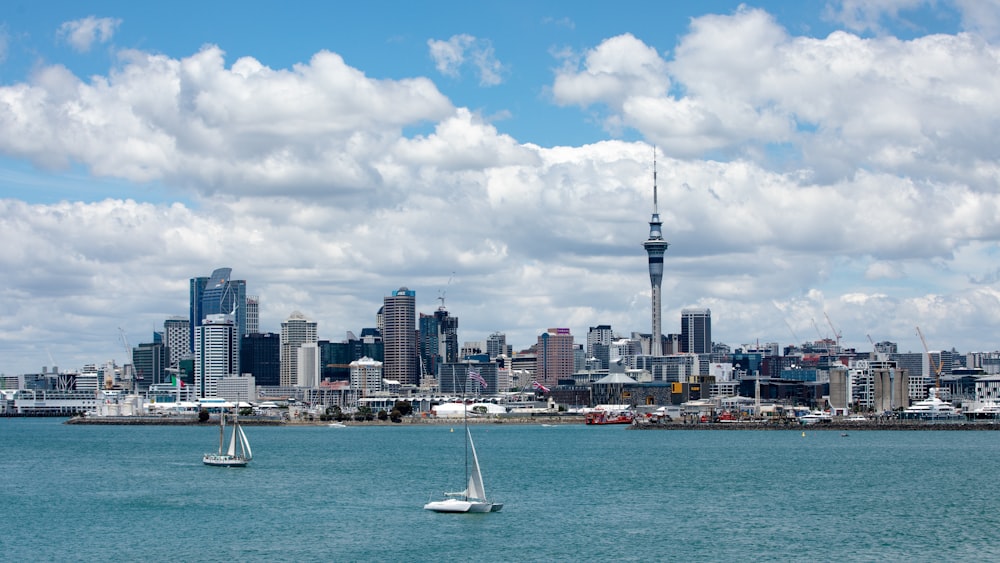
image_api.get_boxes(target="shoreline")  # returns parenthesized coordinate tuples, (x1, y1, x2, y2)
(58, 415, 1000, 430)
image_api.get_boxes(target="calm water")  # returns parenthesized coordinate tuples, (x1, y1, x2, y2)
(2, 418, 999, 562)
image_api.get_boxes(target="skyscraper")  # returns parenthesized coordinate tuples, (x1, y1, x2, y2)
(643, 152, 669, 356)
(194, 313, 239, 398)
(681, 308, 712, 354)
(486, 332, 507, 360)
(535, 328, 574, 389)
(245, 295, 259, 334)
(280, 311, 318, 387)
(419, 306, 458, 379)
(241, 332, 280, 386)
(383, 287, 417, 386)
(190, 267, 249, 355)
(163, 317, 189, 368)
(587, 324, 613, 370)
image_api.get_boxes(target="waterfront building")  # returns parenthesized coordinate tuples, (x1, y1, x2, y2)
(163, 317, 189, 368)
(535, 328, 574, 389)
(383, 287, 418, 386)
(194, 313, 239, 398)
(681, 309, 712, 354)
(240, 332, 281, 386)
(439, 361, 498, 395)
(217, 374, 255, 403)
(643, 152, 669, 357)
(350, 356, 383, 394)
(281, 311, 318, 387)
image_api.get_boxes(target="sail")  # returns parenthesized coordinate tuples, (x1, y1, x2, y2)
(226, 420, 238, 457)
(465, 428, 486, 501)
(237, 425, 252, 460)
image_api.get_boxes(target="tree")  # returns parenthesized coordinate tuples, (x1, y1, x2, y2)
(198, 408, 210, 423)
(377, 409, 388, 421)
(393, 400, 413, 417)
(390, 408, 403, 423)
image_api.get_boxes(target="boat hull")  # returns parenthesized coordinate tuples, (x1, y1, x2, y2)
(423, 499, 502, 513)
(203, 454, 249, 467)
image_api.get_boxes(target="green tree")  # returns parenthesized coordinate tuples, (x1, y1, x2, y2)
(377, 409, 388, 421)
(393, 400, 413, 417)
(198, 408, 210, 423)
(390, 408, 402, 423)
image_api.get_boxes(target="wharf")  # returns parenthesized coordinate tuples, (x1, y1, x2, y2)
(630, 420, 1000, 431)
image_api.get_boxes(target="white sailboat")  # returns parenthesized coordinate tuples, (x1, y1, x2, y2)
(425, 369, 502, 513)
(203, 408, 252, 467)
(423, 423, 503, 513)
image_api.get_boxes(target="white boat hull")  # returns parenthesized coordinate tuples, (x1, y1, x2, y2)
(423, 498, 503, 513)
(203, 454, 249, 467)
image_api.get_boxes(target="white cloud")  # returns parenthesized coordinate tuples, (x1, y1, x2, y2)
(57, 16, 122, 53)
(427, 34, 506, 86)
(5, 9, 1000, 373)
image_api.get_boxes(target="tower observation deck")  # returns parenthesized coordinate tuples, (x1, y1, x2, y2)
(643, 150, 670, 356)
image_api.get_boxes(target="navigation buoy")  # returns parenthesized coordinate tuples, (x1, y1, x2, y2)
(801, 431, 806, 437)
(450, 428, 454, 433)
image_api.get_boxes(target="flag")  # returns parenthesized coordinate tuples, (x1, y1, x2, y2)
(532, 380, 550, 393)
(468, 368, 488, 389)
(172, 375, 185, 388)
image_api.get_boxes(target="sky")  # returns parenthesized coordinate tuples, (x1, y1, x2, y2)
(3, 0, 1000, 375)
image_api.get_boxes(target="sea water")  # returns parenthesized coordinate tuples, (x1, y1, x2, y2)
(2, 418, 999, 562)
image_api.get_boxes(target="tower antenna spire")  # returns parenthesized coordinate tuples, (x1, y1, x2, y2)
(643, 144, 669, 356)
(653, 145, 658, 214)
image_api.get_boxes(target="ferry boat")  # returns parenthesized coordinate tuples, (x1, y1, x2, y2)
(585, 409, 634, 425)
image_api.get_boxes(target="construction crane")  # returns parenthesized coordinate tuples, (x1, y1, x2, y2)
(118, 327, 136, 391)
(915, 326, 943, 390)
(824, 312, 842, 351)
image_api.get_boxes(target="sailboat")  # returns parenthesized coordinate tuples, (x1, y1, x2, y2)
(425, 369, 502, 513)
(203, 407, 252, 467)
(423, 422, 503, 513)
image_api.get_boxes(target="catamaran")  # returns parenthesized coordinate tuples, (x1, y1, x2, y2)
(203, 407, 252, 467)
(424, 370, 502, 513)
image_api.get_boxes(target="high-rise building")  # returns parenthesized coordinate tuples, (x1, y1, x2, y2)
(419, 306, 458, 380)
(241, 332, 280, 386)
(132, 342, 168, 390)
(383, 287, 417, 386)
(297, 342, 320, 388)
(535, 328, 574, 389)
(280, 311, 318, 387)
(163, 317, 190, 368)
(194, 313, 239, 398)
(487, 332, 508, 360)
(587, 325, 613, 370)
(245, 295, 259, 334)
(350, 356, 383, 393)
(643, 153, 669, 357)
(190, 267, 249, 356)
(681, 308, 712, 354)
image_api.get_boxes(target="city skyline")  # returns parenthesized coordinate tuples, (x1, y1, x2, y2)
(3, 2, 1000, 374)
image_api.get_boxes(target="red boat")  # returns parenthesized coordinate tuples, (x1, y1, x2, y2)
(585, 410, 634, 425)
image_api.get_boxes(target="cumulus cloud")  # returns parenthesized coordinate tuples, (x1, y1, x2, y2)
(4, 7, 1000, 372)
(552, 6, 1000, 189)
(427, 34, 506, 86)
(57, 16, 122, 53)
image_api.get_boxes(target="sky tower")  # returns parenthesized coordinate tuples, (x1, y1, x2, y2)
(643, 149, 670, 356)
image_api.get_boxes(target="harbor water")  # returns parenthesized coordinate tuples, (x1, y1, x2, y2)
(3, 418, 999, 562)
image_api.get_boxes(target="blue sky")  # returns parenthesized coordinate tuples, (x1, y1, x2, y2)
(1, 0, 999, 375)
